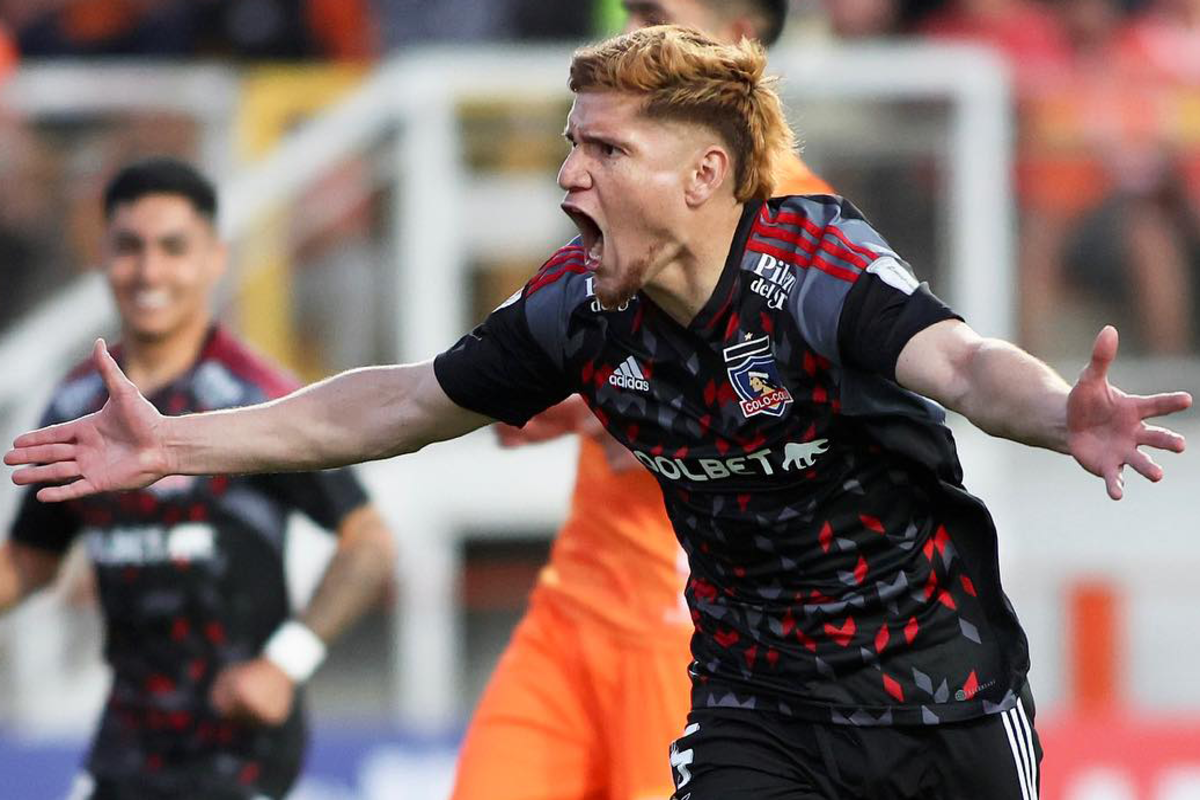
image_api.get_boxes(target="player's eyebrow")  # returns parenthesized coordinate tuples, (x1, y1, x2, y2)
(563, 124, 630, 152)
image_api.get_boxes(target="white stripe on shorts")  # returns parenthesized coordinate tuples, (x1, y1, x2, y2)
(1001, 708, 1032, 800)
(1015, 699, 1039, 799)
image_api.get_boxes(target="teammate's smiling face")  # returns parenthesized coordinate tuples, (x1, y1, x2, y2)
(105, 193, 226, 344)
(559, 90, 719, 310)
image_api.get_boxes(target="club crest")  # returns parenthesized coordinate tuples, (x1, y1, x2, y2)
(723, 335, 793, 418)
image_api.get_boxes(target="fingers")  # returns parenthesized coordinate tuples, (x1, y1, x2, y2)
(11, 419, 80, 449)
(1084, 325, 1119, 382)
(493, 424, 524, 447)
(1135, 391, 1194, 420)
(209, 672, 235, 716)
(1139, 424, 1187, 454)
(1104, 464, 1124, 501)
(36, 479, 97, 503)
(1125, 448, 1164, 484)
(12, 461, 81, 486)
(94, 338, 131, 398)
(4, 443, 75, 468)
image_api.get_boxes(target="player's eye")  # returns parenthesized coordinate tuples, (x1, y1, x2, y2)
(161, 238, 189, 257)
(112, 235, 142, 255)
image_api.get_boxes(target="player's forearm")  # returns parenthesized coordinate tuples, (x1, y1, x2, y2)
(0, 543, 59, 615)
(298, 505, 395, 644)
(161, 363, 437, 476)
(950, 339, 1071, 452)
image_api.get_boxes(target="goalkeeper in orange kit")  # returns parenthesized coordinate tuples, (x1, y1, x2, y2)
(449, 3, 832, 798)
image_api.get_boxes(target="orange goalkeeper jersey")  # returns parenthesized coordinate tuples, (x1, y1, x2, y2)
(535, 154, 833, 639)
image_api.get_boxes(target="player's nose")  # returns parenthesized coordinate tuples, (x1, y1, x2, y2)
(557, 148, 591, 192)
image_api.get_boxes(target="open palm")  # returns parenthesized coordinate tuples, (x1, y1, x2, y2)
(1067, 327, 1192, 500)
(5, 340, 170, 502)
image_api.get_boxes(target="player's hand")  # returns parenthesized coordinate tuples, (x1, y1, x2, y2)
(1067, 326, 1192, 500)
(210, 658, 295, 728)
(5, 339, 170, 502)
(494, 396, 600, 447)
(494, 396, 644, 472)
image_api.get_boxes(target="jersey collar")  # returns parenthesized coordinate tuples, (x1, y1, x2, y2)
(686, 199, 762, 336)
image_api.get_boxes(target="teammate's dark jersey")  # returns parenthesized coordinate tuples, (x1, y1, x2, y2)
(435, 195, 1030, 727)
(11, 326, 368, 799)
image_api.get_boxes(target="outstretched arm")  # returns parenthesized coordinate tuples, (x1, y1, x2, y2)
(897, 320, 1192, 500)
(6, 340, 493, 502)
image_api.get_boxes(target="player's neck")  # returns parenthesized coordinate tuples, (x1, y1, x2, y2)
(121, 316, 213, 396)
(643, 201, 744, 326)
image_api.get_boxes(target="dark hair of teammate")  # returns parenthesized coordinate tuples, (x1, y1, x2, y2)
(103, 156, 218, 222)
(697, 0, 790, 46)
(746, 0, 788, 46)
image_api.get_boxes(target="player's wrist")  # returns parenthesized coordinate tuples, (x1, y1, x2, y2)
(156, 415, 186, 478)
(262, 620, 326, 684)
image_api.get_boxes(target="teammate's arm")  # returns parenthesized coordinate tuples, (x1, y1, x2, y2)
(296, 504, 394, 644)
(210, 505, 394, 726)
(7, 340, 494, 502)
(896, 319, 1191, 500)
(0, 541, 63, 614)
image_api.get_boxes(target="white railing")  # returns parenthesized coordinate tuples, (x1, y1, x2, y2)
(0, 44, 1017, 733)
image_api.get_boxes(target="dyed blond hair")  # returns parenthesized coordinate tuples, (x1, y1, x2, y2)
(569, 25, 797, 203)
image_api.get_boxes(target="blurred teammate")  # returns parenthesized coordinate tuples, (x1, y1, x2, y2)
(8, 29, 1192, 799)
(0, 158, 394, 800)
(455, 2, 832, 799)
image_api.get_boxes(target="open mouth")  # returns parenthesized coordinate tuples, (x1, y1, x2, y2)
(562, 205, 604, 271)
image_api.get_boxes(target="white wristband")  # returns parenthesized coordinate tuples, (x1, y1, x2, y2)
(263, 621, 327, 684)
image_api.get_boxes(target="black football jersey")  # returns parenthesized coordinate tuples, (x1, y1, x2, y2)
(435, 195, 1030, 727)
(11, 327, 368, 798)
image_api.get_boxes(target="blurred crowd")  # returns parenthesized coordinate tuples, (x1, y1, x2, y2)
(810, 0, 1200, 356)
(0, 0, 1199, 358)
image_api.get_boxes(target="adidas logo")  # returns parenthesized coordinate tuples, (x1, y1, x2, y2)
(609, 356, 650, 392)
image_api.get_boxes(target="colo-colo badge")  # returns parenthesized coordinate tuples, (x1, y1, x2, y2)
(723, 335, 793, 418)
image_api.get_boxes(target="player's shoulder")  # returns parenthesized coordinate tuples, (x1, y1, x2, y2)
(195, 326, 301, 405)
(518, 238, 602, 317)
(524, 240, 590, 298)
(746, 195, 896, 285)
(761, 194, 868, 235)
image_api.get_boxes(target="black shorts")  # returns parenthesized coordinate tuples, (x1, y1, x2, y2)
(670, 692, 1041, 800)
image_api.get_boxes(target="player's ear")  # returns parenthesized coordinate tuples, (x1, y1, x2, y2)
(684, 145, 732, 208)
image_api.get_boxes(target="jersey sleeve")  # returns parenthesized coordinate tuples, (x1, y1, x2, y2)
(433, 248, 580, 426)
(254, 467, 370, 535)
(8, 407, 82, 554)
(775, 197, 959, 381)
(837, 267, 960, 380)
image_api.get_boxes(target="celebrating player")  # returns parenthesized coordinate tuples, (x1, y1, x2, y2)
(8, 30, 1191, 799)
(456, 2, 832, 799)
(1, 158, 395, 800)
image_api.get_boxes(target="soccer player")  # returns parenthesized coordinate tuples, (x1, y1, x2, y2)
(8, 29, 1192, 799)
(456, 2, 833, 798)
(0, 158, 395, 800)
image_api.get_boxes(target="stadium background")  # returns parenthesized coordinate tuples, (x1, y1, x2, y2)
(1, 0, 1199, 797)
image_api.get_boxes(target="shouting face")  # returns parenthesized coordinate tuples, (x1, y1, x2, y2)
(558, 91, 716, 310)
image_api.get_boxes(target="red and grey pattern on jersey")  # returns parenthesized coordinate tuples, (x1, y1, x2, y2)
(435, 195, 1030, 727)
(10, 326, 368, 798)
